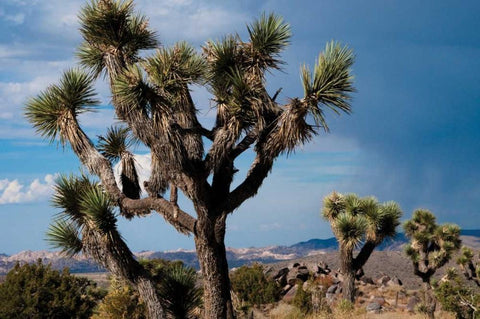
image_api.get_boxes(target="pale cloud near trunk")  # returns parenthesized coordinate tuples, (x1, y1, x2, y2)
(0, 174, 58, 204)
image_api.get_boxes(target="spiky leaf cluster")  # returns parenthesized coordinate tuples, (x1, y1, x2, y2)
(204, 13, 291, 126)
(301, 41, 354, 131)
(77, 0, 157, 76)
(457, 246, 480, 285)
(322, 192, 402, 249)
(403, 209, 461, 273)
(47, 174, 120, 256)
(25, 69, 98, 144)
(97, 126, 134, 162)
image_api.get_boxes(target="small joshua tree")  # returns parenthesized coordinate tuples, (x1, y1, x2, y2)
(322, 192, 402, 302)
(403, 209, 461, 318)
(457, 246, 480, 287)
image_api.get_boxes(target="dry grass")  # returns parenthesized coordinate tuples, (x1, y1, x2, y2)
(263, 301, 456, 319)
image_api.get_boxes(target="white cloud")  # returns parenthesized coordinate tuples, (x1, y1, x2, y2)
(0, 174, 58, 204)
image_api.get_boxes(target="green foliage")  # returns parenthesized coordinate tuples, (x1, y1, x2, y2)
(434, 270, 480, 319)
(336, 299, 354, 312)
(230, 264, 281, 307)
(25, 69, 98, 144)
(403, 209, 461, 272)
(97, 126, 135, 162)
(47, 175, 122, 255)
(292, 281, 312, 314)
(92, 277, 146, 319)
(0, 260, 104, 319)
(96, 259, 202, 319)
(141, 259, 202, 319)
(301, 41, 354, 131)
(322, 192, 402, 249)
(77, 0, 157, 76)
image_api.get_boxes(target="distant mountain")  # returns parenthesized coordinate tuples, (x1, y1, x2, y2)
(1, 230, 479, 274)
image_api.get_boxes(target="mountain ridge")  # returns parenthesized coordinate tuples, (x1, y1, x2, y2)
(1, 230, 479, 274)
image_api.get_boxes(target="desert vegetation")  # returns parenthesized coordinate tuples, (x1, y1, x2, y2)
(24, 0, 354, 317)
(8, 0, 477, 318)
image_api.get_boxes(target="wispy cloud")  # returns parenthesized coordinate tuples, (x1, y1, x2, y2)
(0, 174, 58, 205)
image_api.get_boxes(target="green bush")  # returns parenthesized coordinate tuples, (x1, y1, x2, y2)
(143, 259, 202, 319)
(92, 277, 146, 319)
(434, 269, 480, 319)
(230, 263, 280, 307)
(0, 259, 104, 319)
(94, 259, 202, 319)
(292, 281, 312, 314)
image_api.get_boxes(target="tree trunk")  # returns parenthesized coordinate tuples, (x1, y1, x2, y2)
(422, 280, 436, 319)
(340, 247, 355, 303)
(195, 214, 235, 319)
(136, 276, 167, 319)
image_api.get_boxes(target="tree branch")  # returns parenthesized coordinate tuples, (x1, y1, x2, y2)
(60, 113, 197, 234)
(353, 240, 376, 271)
(222, 155, 274, 213)
(230, 129, 258, 159)
(122, 197, 196, 234)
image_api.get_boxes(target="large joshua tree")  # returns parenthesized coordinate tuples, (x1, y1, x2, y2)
(404, 209, 461, 318)
(25, 1, 355, 318)
(322, 192, 402, 302)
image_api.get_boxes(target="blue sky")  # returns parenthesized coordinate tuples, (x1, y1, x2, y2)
(1, 0, 479, 254)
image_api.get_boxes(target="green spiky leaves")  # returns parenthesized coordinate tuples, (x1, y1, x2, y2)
(334, 213, 368, 249)
(301, 41, 354, 131)
(47, 174, 120, 256)
(97, 126, 134, 162)
(25, 69, 98, 144)
(77, 0, 157, 76)
(47, 219, 83, 257)
(403, 209, 461, 276)
(322, 192, 402, 246)
(247, 13, 291, 70)
(145, 42, 206, 92)
(80, 185, 118, 234)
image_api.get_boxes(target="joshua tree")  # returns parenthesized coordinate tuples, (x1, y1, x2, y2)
(25, 1, 355, 317)
(457, 246, 480, 287)
(404, 209, 461, 318)
(46, 175, 165, 318)
(322, 192, 402, 302)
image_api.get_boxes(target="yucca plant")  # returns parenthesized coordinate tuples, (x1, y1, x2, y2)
(46, 174, 165, 318)
(457, 246, 480, 287)
(25, 1, 356, 317)
(403, 209, 461, 318)
(322, 192, 402, 302)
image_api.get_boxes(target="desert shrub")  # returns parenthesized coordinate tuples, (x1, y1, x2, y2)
(336, 299, 354, 312)
(147, 260, 203, 319)
(292, 281, 312, 314)
(230, 263, 281, 307)
(0, 259, 104, 319)
(94, 259, 202, 319)
(92, 277, 146, 319)
(434, 269, 480, 319)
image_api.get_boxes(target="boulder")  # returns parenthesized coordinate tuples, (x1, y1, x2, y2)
(273, 267, 289, 280)
(370, 296, 385, 305)
(387, 276, 403, 286)
(377, 275, 391, 286)
(317, 261, 331, 274)
(359, 276, 375, 285)
(282, 284, 298, 302)
(366, 302, 382, 313)
(296, 266, 310, 281)
(326, 284, 338, 294)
